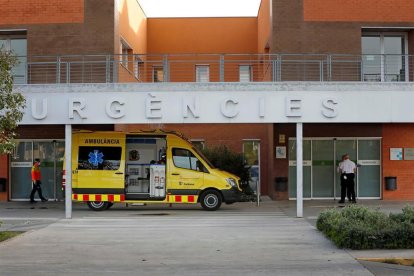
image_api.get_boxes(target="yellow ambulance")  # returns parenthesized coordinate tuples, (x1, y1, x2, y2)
(63, 130, 242, 211)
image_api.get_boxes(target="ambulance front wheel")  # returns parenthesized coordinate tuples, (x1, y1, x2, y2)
(87, 201, 109, 211)
(200, 190, 222, 211)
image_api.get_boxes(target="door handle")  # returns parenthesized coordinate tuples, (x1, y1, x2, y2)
(172, 173, 180, 176)
(115, 172, 124, 175)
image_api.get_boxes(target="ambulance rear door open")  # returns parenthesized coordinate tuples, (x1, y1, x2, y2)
(125, 136, 167, 200)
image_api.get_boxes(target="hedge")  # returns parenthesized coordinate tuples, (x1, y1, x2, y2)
(316, 205, 414, 249)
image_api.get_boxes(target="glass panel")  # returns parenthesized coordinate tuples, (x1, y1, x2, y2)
(358, 165, 381, 197)
(55, 141, 65, 200)
(312, 140, 334, 197)
(358, 140, 380, 160)
(10, 39, 27, 84)
(288, 166, 311, 198)
(243, 141, 260, 193)
(288, 140, 311, 198)
(362, 36, 381, 82)
(0, 39, 7, 50)
(11, 142, 33, 199)
(288, 140, 311, 160)
(358, 139, 381, 198)
(33, 142, 55, 200)
(335, 140, 357, 198)
(384, 36, 405, 81)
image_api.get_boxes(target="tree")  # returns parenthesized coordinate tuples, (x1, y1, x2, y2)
(0, 49, 25, 154)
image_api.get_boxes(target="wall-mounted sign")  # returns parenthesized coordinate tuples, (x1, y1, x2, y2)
(278, 134, 286, 144)
(17, 84, 414, 125)
(404, 148, 414, 160)
(390, 148, 403, 161)
(276, 146, 287, 159)
(11, 162, 32, 167)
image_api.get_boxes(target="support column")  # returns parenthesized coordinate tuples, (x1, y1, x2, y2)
(296, 123, 303, 218)
(65, 124, 72, 219)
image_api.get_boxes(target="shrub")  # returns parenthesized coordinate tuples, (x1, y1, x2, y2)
(317, 205, 414, 249)
(201, 145, 254, 199)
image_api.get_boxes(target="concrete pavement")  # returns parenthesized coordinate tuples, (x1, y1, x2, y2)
(0, 199, 413, 275)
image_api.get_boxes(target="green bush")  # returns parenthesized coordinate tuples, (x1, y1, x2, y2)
(201, 145, 254, 198)
(317, 205, 414, 249)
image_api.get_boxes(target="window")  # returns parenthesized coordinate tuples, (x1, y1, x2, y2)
(120, 40, 133, 70)
(0, 32, 27, 84)
(153, 66, 164, 82)
(239, 65, 252, 82)
(196, 65, 209, 82)
(190, 140, 205, 150)
(362, 32, 408, 82)
(172, 148, 206, 172)
(134, 56, 143, 80)
(78, 146, 122, 170)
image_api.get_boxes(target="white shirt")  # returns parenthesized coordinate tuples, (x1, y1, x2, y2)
(338, 159, 356, 174)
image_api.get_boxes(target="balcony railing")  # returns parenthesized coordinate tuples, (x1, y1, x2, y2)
(11, 54, 414, 84)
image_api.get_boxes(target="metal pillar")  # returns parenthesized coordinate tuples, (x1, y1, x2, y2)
(296, 123, 303, 218)
(65, 124, 72, 219)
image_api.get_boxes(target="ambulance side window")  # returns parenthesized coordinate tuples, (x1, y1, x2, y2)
(78, 146, 122, 170)
(172, 148, 206, 172)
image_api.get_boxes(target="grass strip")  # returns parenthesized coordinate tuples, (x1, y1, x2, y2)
(0, 231, 24, 242)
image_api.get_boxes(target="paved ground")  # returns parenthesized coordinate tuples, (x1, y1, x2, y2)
(0, 199, 413, 275)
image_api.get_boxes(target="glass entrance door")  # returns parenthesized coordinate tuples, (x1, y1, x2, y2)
(334, 140, 357, 199)
(288, 138, 381, 199)
(312, 140, 334, 198)
(10, 140, 65, 200)
(357, 140, 381, 198)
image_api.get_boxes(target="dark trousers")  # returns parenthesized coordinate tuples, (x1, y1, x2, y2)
(346, 173, 356, 202)
(30, 180, 46, 202)
(340, 174, 349, 202)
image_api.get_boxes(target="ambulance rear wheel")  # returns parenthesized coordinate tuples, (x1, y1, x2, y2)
(200, 190, 222, 211)
(87, 201, 109, 211)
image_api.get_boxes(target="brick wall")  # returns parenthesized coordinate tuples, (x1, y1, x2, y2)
(0, 0, 114, 56)
(0, 0, 84, 25)
(272, 0, 414, 55)
(382, 124, 414, 200)
(304, 0, 414, 22)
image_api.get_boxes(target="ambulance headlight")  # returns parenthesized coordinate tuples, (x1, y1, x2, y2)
(226, 178, 237, 188)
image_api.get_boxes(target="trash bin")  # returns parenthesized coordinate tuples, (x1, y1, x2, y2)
(385, 176, 397, 191)
(0, 178, 6, 192)
(275, 177, 288, 192)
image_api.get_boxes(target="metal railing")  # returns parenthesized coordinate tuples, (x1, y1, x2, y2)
(11, 53, 414, 84)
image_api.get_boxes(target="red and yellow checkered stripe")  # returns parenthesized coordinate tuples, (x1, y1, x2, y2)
(167, 195, 198, 203)
(72, 194, 125, 202)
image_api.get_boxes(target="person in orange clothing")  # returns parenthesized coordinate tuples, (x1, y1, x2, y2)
(30, 158, 48, 203)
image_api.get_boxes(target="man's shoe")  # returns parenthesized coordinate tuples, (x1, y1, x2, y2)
(41, 198, 48, 202)
(30, 200, 37, 204)
(338, 200, 345, 204)
(352, 200, 357, 204)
